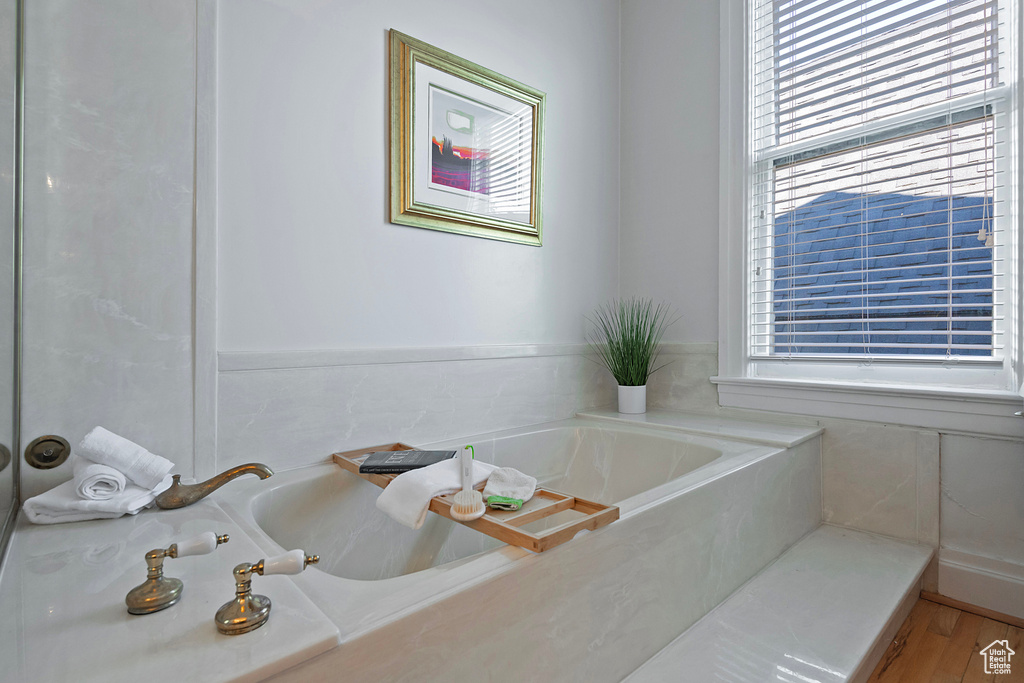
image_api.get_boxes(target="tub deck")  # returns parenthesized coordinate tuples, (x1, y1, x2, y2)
(215, 412, 823, 682)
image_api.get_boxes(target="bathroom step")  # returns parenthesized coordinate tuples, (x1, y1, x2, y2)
(624, 525, 933, 683)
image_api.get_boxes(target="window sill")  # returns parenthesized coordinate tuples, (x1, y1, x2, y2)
(712, 376, 1024, 438)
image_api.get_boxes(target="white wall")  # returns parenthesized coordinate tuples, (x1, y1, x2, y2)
(212, 0, 623, 472)
(619, 0, 720, 343)
(217, 0, 621, 352)
(216, 349, 614, 473)
(940, 434, 1024, 618)
(19, 0, 197, 498)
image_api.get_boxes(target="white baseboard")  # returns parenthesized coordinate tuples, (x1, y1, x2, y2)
(938, 549, 1024, 620)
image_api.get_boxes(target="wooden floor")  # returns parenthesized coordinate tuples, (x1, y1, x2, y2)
(867, 598, 1023, 682)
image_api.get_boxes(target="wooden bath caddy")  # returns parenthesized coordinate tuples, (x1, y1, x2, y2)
(332, 443, 619, 553)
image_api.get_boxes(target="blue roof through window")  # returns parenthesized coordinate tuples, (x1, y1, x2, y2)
(771, 191, 993, 356)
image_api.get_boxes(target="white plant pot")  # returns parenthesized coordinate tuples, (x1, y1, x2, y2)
(617, 385, 647, 414)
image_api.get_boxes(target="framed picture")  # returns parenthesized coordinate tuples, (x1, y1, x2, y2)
(389, 30, 545, 246)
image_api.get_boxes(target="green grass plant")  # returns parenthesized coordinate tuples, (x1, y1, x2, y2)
(586, 298, 675, 386)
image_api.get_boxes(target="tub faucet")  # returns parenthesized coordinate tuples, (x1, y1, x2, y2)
(155, 463, 274, 509)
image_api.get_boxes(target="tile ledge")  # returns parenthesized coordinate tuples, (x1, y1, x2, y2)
(218, 342, 718, 372)
(715, 376, 1024, 439)
(575, 408, 822, 448)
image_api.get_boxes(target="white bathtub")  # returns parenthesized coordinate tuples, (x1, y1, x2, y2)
(218, 414, 822, 682)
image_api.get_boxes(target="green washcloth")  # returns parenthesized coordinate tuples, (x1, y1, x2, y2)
(486, 495, 524, 511)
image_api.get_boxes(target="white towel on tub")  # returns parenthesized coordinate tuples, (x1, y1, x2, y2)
(376, 458, 497, 530)
(23, 475, 173, 525)
(72, 456, 127, 501)
(77, 427, 174, 490)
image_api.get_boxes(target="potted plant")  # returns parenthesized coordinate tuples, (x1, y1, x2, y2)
(586, 298, 675, 414)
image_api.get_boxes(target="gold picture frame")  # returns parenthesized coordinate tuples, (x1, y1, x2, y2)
(389, 30, 545, 246)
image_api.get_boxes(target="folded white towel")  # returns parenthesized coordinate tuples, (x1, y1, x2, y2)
(376, 458, 497, 530)
(23, 475, 173, 525)
(72, 457, 127, 501)
(483, 467, 537, 504)
(77, 427, 174, 490)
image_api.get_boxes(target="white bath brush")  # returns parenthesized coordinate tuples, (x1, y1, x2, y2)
(450, 445, 485, 521)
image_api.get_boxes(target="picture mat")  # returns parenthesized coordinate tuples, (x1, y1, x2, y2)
(414, 61, 533, 225)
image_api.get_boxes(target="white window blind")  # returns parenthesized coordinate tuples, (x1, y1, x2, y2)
(750, 0, 1008, 360)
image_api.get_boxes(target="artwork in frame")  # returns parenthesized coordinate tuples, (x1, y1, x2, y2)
(389, 29, 545, 246)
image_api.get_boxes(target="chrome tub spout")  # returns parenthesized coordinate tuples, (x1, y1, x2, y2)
(155, 463, 274, 509)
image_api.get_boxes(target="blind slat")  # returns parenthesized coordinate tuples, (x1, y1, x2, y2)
(756, 274, 1002, 293)
(776, 18, 996, 105)
(782, 74, 996, 140)
(778, 45, 995, 121)
(771, 0, 995, 74)
(774, 0, 938, 50)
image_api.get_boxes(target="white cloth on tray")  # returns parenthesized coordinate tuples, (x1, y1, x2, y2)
(482, 467, 537, 504)
(376, 458, 497, 530)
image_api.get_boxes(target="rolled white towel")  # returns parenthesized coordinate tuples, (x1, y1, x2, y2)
(376, 458, 497, 530)
(22, 475, 173, 525)
(77, 427, 174, 490)
(72, 457, 126, 501)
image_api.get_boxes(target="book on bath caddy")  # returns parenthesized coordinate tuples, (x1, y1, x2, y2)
(358, 450, 458, 474)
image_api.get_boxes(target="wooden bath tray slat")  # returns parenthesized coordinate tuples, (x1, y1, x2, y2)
(332, 443, 619, 553)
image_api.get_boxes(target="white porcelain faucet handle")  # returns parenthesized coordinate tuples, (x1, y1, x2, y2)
(262, 549, 306, 575)
(174, 531, 229, 558)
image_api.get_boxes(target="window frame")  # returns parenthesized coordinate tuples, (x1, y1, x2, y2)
(715, 0, 1024, 437)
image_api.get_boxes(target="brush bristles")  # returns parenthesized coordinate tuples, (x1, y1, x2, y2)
(450, 489, 485, 521)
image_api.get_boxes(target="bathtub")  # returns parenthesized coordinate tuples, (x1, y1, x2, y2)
(218, 414, 822, 682)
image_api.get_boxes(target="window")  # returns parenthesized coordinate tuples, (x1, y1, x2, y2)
(716, 0, 1022, 431)
(742, 0, 1018, 390)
